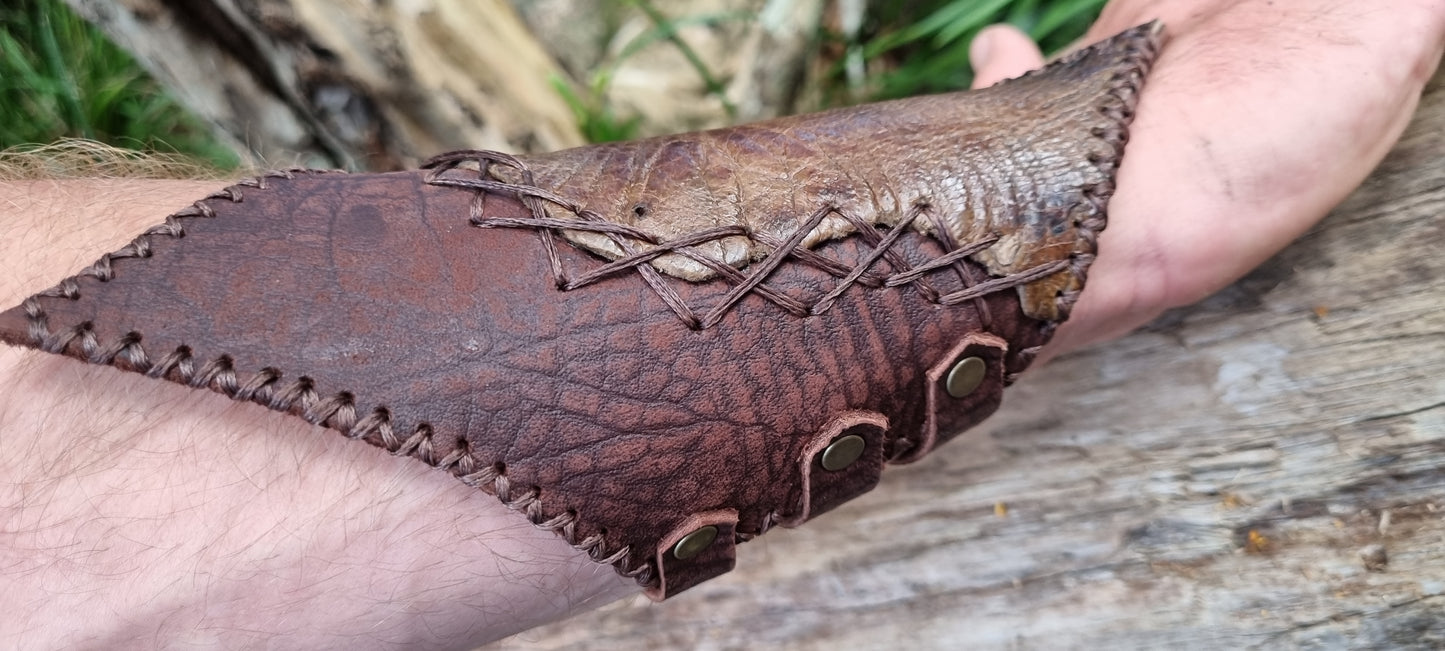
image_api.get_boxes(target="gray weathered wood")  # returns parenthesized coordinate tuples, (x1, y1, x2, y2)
(488, 71, 1445, 651)
(66, 0, 586, 169)
(69, 0, 824, 167)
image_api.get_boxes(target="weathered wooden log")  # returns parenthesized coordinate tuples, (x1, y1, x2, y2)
(487, 71, 1445, 651)
(65, 0, 586, 169)
(71, 0, 827, 163)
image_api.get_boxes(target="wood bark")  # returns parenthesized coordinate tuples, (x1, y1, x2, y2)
(66, 0, 826, 166)
(487, 71, 1445, 651)
(69, 0, 832, 166)
(66, 0, 587, 169)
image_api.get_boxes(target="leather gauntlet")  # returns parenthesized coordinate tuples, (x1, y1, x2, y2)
(0, 24, 1160, 598)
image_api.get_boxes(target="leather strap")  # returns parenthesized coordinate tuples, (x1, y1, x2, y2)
(0, 22, 1161, 598)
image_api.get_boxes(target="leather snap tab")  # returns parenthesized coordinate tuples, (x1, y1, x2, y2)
(896, 332, 1009, 464)
(778, 413, 888, 528)
(648, 510, 738, 601)
(672, 525, 719, 560)
(945, 356, 987, 398)
(820, 433, 866, 471)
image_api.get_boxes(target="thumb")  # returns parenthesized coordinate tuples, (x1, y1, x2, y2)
(970, 25, 1046, 89)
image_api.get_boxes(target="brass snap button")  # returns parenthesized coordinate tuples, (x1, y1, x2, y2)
(672, 525, 719, 560)
(820, 434, 866, 471)
(945, 356, 987, 398)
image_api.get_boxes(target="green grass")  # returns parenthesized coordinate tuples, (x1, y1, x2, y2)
(558, 0, 753, 143)
(844, 0, 1108, 100)
(567, 0, 1107, 138)
(0, 0, 237, 169)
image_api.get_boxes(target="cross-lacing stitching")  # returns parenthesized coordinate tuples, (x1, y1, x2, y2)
(14, 25, 1154, 591)
(422, 151, 1077, 331)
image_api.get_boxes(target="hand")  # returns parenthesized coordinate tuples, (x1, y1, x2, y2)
(970, 0, 1445, 358)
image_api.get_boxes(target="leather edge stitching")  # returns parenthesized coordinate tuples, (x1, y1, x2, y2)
(12, 170, 661, 590)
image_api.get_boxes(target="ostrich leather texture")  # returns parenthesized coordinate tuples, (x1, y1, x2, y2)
(0, 23, 1160, 599)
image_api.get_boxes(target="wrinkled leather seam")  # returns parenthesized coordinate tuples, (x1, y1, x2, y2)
(1058, 24, 1161, 320)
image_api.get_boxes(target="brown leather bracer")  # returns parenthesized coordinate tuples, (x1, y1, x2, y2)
(0, 24, 1161, 598)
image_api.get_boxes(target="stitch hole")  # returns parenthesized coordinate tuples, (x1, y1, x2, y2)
(450, 436, 472, 464)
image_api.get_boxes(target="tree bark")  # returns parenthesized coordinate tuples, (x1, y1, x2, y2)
(487, 70, 1445, 651)
(69, 0, 829, 164)
(66, 0, 587, 170)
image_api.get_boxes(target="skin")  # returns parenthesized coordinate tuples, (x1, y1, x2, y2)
(0, 181, 643, 650)
(1, 1, 1442, 648)
(970, 0, 1445, 359)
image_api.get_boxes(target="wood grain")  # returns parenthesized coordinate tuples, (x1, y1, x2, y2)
(65, 0, 585, 169)
(488, 70, 1445, 651)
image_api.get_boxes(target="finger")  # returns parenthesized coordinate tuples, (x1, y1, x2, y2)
(969, 25, 1046, 89)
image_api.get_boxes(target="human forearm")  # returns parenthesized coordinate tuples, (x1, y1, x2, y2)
(0, 180, 637, 649)
(9, 1, 1441, 642)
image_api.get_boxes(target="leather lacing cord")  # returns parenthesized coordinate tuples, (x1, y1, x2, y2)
(1069, 24, 1160, 320)
(420, 149, 1075, 332)
(999, 22, 1160, 385)
(417, 25, 1163, 339)
(18, 26, 1156, 590)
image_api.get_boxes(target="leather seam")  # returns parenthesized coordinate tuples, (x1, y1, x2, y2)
(1059, 24, 1162, 321)
(15, 171, 660, 591)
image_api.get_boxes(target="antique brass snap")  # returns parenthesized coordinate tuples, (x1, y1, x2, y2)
(820, 434, 866, 471)
(672, 525, 719, 560)
(945, 356, 986, 398)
